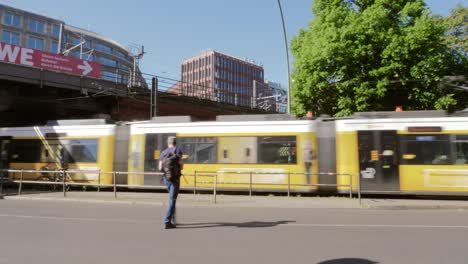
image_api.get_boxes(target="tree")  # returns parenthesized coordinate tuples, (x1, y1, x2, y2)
(291, 0, 466, 117)
(444, 4, 467, 59)
(441, 4, 467, 77)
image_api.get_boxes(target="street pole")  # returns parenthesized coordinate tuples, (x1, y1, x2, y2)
(151, 77, 158, 118)
(277, 0, 291, 114)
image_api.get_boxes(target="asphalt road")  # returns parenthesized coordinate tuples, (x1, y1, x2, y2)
(0, 200, 467, 264)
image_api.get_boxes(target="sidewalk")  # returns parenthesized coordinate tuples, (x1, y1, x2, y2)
(3, 191, 468, 210)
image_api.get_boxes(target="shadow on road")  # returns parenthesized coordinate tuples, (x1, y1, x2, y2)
(176, 220, 295, 229)
(317, 258, 378, 264)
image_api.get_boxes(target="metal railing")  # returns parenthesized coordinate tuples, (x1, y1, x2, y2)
(0, 169, 361, 204)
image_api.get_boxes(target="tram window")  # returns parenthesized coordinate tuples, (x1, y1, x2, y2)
(67, 139, 98, 163)
(453, 135, 468, 165)
(179, 137, 217, 164)
(258, 136, 297, 164)
(144, 134, 160, 172)
(10, 139, 42, 163)
(400, 135, 450, 165)
(40, 140, 66, 163)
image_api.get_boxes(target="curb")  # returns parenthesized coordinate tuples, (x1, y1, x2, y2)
(3, 196, 163, 206)
(369, 205, 468, 210)
(3, 195, 363, 209)
(4, 195, 466, 210)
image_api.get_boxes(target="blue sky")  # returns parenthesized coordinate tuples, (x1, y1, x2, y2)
(2, 0, 465, 89)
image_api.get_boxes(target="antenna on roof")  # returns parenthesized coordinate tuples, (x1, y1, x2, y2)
(128, 43, 145, 87)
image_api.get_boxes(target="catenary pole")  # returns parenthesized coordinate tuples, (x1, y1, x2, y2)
(277, 0, 291, 114)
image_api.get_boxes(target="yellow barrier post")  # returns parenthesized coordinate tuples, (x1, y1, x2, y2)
(213, 172, 217, 204)
(249, 171, 253, 197)
(113, 172, 117, 199)
(18, 169, 24, 196)
(358, 173, 362, 205)
(97, 170, 101, 192)
(194, 170, 197, 194)
(63, 169, 66, 197)
(0, 171, 3, 197)
(287, 172, 291, 197)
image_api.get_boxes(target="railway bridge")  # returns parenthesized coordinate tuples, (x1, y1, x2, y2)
(0, 61, 276, 126)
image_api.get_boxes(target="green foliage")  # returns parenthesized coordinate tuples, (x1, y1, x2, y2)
(442, 4, 468, 76)
(444, 4, 467, 58)
(291, 0, 467, 117)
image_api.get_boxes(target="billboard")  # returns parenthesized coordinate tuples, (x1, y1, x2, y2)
(0, 42, 101, 78)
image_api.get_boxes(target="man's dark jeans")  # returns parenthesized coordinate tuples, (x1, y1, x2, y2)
(163, 177, 180, 224)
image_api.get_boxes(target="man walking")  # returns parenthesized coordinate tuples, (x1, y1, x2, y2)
(159, 136, 183, 229)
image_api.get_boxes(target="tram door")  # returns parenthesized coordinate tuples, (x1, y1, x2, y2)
(358, 131, 400, 192)
(0, 137, 11, 179)
(144, 133, 176, 186)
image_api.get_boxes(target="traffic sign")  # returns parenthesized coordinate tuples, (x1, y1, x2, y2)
(0, 42, 101, 78)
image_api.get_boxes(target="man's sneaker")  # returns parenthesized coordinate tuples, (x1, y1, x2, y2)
(165, 223, 176, 229)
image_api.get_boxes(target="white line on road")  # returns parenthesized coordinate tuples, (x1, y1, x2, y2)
(0, 214, 154, 224)
(288, 223, 468, 229)
(1, 214, 468, 229)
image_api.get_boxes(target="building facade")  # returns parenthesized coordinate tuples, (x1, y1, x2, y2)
(0, 4, 144, 87)
(264, 80, 287, 113)
(181, 51, 264, 107)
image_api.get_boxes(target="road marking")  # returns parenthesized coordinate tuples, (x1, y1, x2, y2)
(0, 214, 154, 224)
(1, 214, 468, 229)
(287, 223, 468, 229)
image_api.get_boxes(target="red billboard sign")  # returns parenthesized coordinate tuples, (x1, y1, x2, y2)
(0, 42, 101, 78)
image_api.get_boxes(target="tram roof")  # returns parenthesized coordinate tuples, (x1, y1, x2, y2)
(351, 110, 447, 119)
(46, 119, 114, 126)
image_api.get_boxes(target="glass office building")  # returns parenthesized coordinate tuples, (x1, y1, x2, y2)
(0, 4, 144, 87)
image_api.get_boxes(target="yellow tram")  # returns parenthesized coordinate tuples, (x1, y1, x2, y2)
(127, 115, 318, 192)
(0, 120, 116, 184)
(334, 112, 468, 195)
(1, 111, 467, 196)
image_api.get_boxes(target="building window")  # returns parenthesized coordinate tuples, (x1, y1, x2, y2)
(29, 19, 46, 33)
(50, 41, 59, 53)
(116, 50, 126, 59)
(52, 24, 61, 38)
(99, 57, 117, 67)
(70, 36, 81, 45)
(79, 53, 95, 61)
(83, 40, 92, 49)
(3, 12, 21, 27)
(96, 43, 112, 54)
(27, 36, 44, 50)
(102, 70, 117, 82)
(120, 64, 129, 71)
(2, 31, 20, 45)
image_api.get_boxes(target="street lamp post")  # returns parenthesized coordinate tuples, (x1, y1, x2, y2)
(277, 0, 291, 114)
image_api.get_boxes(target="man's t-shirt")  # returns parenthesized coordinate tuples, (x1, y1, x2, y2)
(160, 146, 183, 161)
(160, 146, 183, 180)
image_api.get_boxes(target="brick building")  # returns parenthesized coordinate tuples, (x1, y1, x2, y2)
(181, 51, 264, 107)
